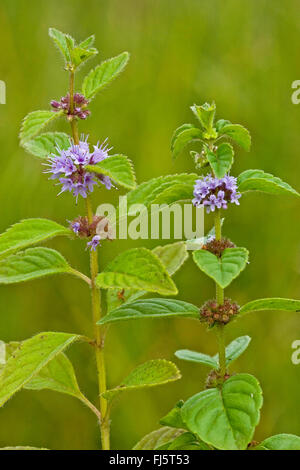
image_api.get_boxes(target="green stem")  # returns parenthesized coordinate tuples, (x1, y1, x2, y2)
(68, 70, 110, 450)
(214, 209, 226, 379)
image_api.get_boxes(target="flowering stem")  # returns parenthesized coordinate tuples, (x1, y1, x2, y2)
(214, 209, 226, 379)
(68, 70, 109, 449)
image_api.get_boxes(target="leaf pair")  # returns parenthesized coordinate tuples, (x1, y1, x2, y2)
(49, 28, 98, 69)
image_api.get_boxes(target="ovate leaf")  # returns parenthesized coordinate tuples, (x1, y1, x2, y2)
(79, 35, 95, 49)
(0, 247, 72, 284)
(219, 335, 251, 366)
(190, 103, 216, 132)
(102, 359, 181, 401)
(82, 52, 129, 99)
(0, 219, 71, 260)
(193, 247, 249, 288)
(23, 132, 70, 158)
(86, 154, 136, 189)
(20, 111, 62, 143)
(126, 174, 197, 212)
(206, 143, 234, 179)
(171, 124, 202, 159)
(70, 46, 98, 68)
(0, 332, 79, 407)
(217, 123, 251, 151)
(24, 352, 82, 399)
(240, 298, 300, 316)
(255, 434, 300, 450)
(181, 373, 263, 450)
(133, 427, 184, 450)
(106, 241, 188, 312)
(98, 299, 199, 325)
(96, 248, 177, 295)
(238, 170, 299, 197)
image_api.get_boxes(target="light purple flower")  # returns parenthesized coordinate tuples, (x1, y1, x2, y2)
(192, 174, 241, 214)
(45, 135, 114, 201)
(87, 235, 101, 251)
(71, 221, 80, 233)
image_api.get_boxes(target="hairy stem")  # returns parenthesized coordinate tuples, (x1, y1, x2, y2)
(214, 209, 226, 379)
(69, 70, 110, 450)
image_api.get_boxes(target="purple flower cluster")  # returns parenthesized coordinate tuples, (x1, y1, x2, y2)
(51, 93, 90, 120)
(45, 136, 113, 201)
(193, 175, 241, 214)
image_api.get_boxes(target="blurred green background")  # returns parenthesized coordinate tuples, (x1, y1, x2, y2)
(0, 0, 299, 450)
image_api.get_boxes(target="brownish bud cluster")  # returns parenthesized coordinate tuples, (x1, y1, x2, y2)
(205, 370, 231, 389)
(200, 298, 240, 326)
(203, 237, 235, 257)
(70, 215, 112, 239)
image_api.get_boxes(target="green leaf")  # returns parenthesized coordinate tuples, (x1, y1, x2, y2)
(86, 154, 136, 190)
(160, 400, 185, 429)
(70, 46, 98, 68)
(220, 335, 251, 366)
(133, 427, 184, 450)
(106, 241, 188, 312)
(237, 169, 299, 196)
(175, 350, 218, 368)
(82, 52, 129, 99)
(255, 434, 300, 450)
(181, 373, 263, 450)
(171, 124, 202, 159)
(0, 219, 71, 260)
(22, 132, 70, 158)
(240, 298, 300, 316)
(158, 432, 211, 450)
(192, 247, 249, 288)
(126, 174, 197, 212)
(206, 143, 234, 179)
(48, 28, 73, 62)
(98, 299, 199, 325)
(175, 336, 251, 369)
(218, 123, 251, 151)
(0, 247, 72, 284)
(24, 352, 82, 399)
(190, 103, 217, 139)
(102, 359, 181, 401)
(96, 248, 177, 295)
(79, 35, 95, 49)
(0, 332, 79, 407)
(20, 111, 62, 143)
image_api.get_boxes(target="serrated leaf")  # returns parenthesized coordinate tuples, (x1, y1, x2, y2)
(103, 359, 181, 401)
(255, 434, 300, 450)
(98, 299, 199, 325)
(22, 132, 70, 158)
(20, 110, 62, 143)
(237, 169, 299, 197)
(106, 241, 188, 312)
(239, 298, 300, 316)
(206, 143, 234, 178)
(0, 219, 71, 260)
(79, 35, 95, 49)
(126, 174, 197, 213)
(24, 352, 82, 399)
(48, 28, 72, 62)
(175, 336, 251, 369)
(82, 52, 129, 99)
(191, 102, 216, 129)
(160, 400, 185, 429)
(96, 248, 177, 295)
(133, 427, 184, 450)
(175, 350, 218, 368)
(86, 154, 136, 189)
(158, 432, 211, 450)
(0, 247, 72, 284)
(181, 373, 263, 450)
(171, 124, 202, 159)
(70, 46, 98, 68)
(0, 332, 79, 407)
(218, 123, 251, 151)
(192, 247, 249, 288)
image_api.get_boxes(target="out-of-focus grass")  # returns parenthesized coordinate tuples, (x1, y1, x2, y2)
(0, 0, 299, 449)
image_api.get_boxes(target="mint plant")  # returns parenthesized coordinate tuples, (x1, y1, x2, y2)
(101, 102, 300, 450)
(0, 29, 197, 450)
